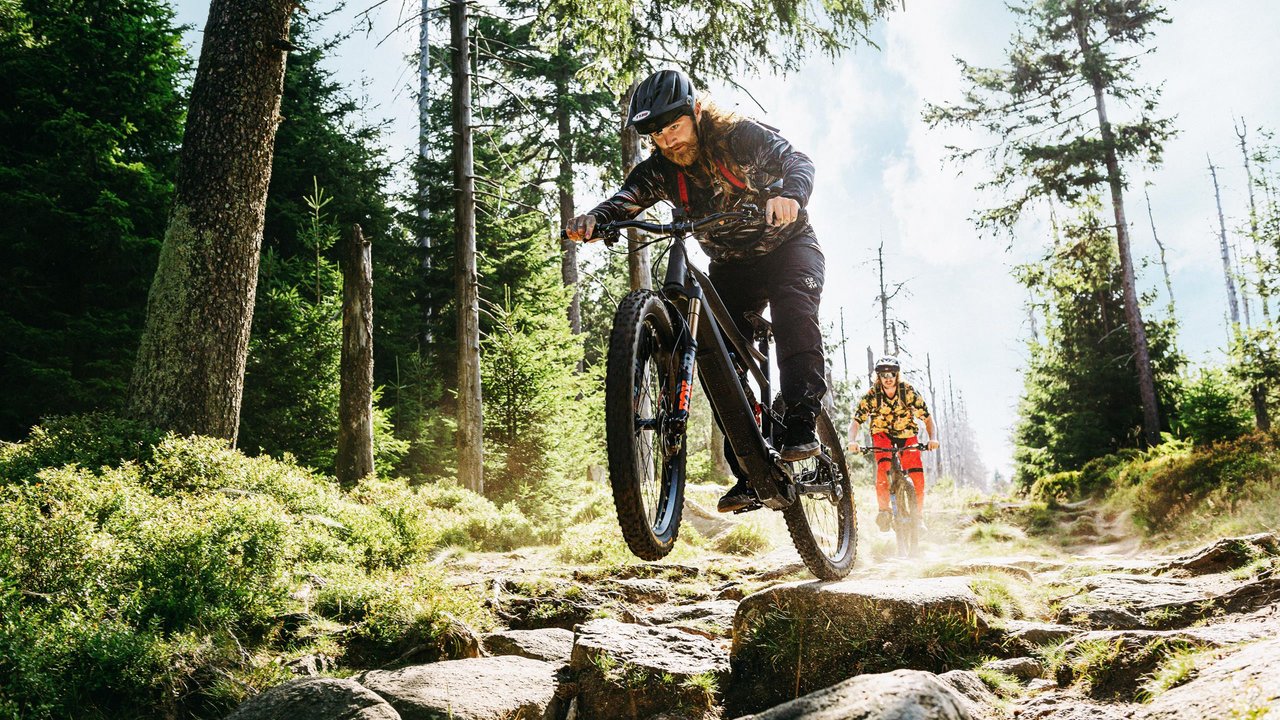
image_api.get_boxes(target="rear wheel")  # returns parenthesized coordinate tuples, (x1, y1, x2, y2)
(606, 291, 686, 560)
(781, 408, 857, 579)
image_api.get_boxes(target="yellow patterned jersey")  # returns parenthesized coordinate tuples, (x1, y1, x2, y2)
(853, 381, 931, 439)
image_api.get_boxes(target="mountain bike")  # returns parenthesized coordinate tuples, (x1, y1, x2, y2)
(861, 443, 930, 557)
(571, 207, 856, 580)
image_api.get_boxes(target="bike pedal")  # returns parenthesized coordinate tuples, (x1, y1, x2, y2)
(732, 500, 764, 514)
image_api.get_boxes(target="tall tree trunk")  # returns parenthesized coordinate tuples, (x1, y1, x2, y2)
(1075, 13, 1161, 445)
(452, 0, 484, 494)
(1209, 158, 1241, 325)
(621, 80, 651, 291)
(877, 241, 889, 355)
(418, 0, 434, 347)
(710, 425, 731, 481)
(1237, 118, 1270, 321)
(127, 0, 293, 442)
(338, 224, 375, 487)
(555, 65, 582, 335)
(1143, 186, 1176, 317)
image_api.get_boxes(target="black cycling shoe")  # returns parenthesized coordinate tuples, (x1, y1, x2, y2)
(779, 419, 819, 462)
(717, 480, 755, 513)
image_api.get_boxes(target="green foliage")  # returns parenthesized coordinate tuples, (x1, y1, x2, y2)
(0, 0, 188, 439)
(1105, 433, 1280, 535)
(924, 0, 1174, 231)
(1012, 204, 1181, 486)
(0, 416, 512, 718)
(712, 520, 773, 556)
(731, 599, 986, 712)
(482, 285, 591, 503)
(0, 413, 163, 482)
(1174, 368, 1251, 447)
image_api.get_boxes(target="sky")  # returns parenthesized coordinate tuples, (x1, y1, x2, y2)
(171, 1, 1280, 477)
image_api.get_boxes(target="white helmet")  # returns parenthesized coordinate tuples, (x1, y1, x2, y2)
(874, 355, 901, 373)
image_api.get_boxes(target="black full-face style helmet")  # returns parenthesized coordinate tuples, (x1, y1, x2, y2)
(627, 69, 697, 136)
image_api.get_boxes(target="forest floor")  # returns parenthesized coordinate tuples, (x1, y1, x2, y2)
(422, 480, 1280, 719)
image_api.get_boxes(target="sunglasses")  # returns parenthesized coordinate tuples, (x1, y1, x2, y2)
(877, 371, 898, 379)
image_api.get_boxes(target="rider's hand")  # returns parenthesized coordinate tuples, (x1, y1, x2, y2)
(928, 440, 939, 451)
(565, 214, 598, 242)
(764, 196, 800, 227)
(848, 441, 861, 454)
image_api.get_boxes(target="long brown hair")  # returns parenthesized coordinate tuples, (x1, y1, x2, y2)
(694, 100, 757, 196)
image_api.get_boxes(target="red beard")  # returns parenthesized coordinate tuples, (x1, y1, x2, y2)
(660, 134, 701, 167)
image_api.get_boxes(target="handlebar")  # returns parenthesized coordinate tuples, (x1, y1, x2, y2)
(561, 206, 772, 245)
(856, 444, 932, 454)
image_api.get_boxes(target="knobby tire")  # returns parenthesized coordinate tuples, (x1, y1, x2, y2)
(891, 467, 919, 557)
(781, 409, 857, 579)
(605, 290, 686, 560)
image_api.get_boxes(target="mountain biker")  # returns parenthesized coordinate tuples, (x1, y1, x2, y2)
(565, 68, 827, 514)
(846, 356, 939, 532)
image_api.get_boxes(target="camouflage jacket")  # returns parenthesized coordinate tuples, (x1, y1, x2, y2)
(587, 120, 816, 263)
(853, 382, 931, 439)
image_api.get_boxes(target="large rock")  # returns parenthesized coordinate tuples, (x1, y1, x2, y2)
(997, 620, 1078, 654)
(1138, 636, 1280, 719)
(1015, 690, 1140, 720)
(1056, 573, 1280, 630)
(225, 678, 400, 720)
(732, 669, 979, 720)
(727, 577, 989, 716)
(1157, 533, 1278, 576)
(356, 656, 563, 720)
(482, 628, 574, 663)
(1054, 574, 1214, 629)
(1054, 618, 1278, 698)
(570, 618, 729, 720)
(644, 600, 740, 638)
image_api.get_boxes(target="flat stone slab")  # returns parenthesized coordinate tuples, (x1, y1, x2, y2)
(1000, 620, 1079, 651)
(734, 669, 981, 720)
(226, 678, 401, 720)
(727, 577, 988, 715)
(1138, 636, 1280, 719)
(482, 628, 574, 663)
(1056, 574, 1215, 629)
(571, 618, 728, 720)
(357, 656, 562, 720)
(644, 599, 739, 637)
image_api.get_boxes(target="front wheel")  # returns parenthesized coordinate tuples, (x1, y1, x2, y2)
(606, 290, 686, 560)
(781, 408, 857, 579)
(891, 469, 919, 557)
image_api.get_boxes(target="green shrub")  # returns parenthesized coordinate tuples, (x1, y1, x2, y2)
(0, 413, 163, 484)
(0, 419, 515, 719)
(1029, 471, 1083, 502)
(1174, 368, 1251, 447)
(713, 521, 772, 556)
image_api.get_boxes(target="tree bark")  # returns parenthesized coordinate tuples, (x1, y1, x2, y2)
(418, 0, 434, 348)
(338, 224, 375, 488)
(452, 0, 484, 495)
(127, 0, 293, 442)
(555, 65, 582, 335)
(621, 80, 651, 291)
(1075, 12, 1161, 445)
(1209, 158, 1242, 325)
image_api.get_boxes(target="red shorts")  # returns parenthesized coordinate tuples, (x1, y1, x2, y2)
(873, 433, 925, 512)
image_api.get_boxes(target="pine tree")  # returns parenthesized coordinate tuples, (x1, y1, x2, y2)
(926, 0, 1177, 445)
(1012, 201, 1181, 486)
(0, 0, 187, 439)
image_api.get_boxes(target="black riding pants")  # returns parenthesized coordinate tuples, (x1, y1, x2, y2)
(709, 234, 827, 479)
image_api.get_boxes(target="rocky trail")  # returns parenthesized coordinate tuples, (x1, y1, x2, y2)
(226, 496, 1280, 720)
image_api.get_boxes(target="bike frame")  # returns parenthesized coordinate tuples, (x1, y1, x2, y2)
(593, 212, 796, 510)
